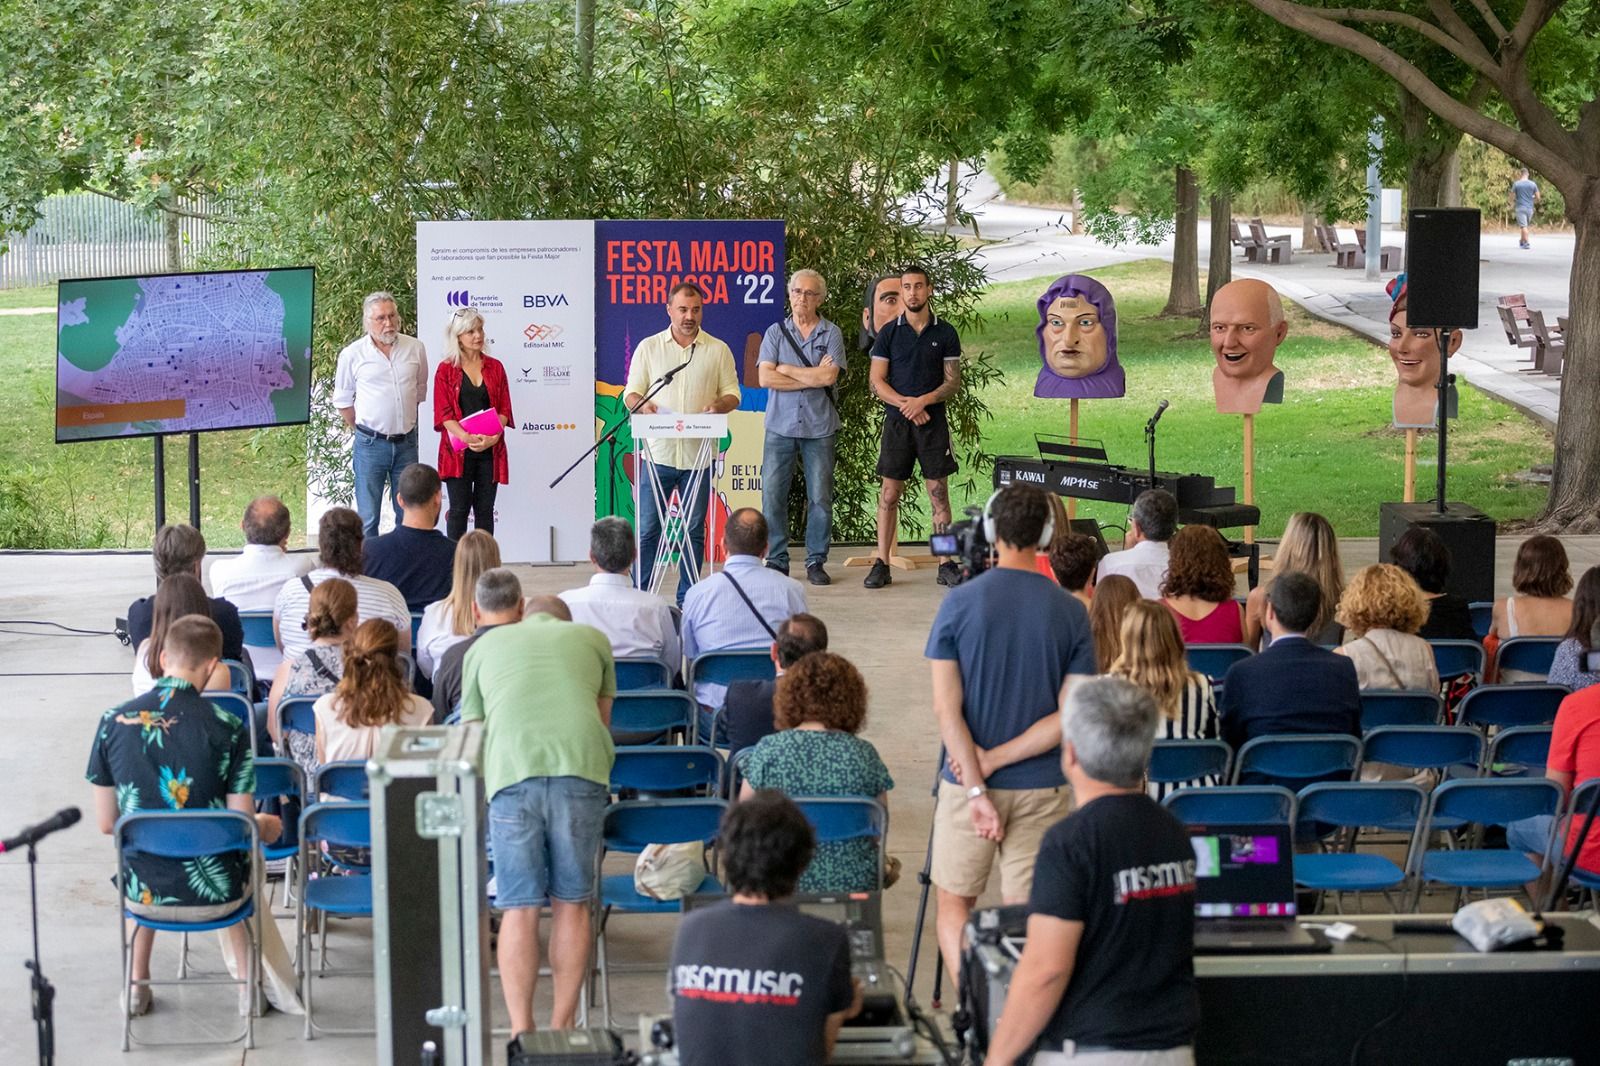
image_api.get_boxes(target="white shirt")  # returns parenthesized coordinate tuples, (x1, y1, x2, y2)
(314, 691, 433, 765)
(209, 545, 315, 680)
(273, 567, 412, 660)
(332, 333, 429, 435)
(1096, 539, 1171, 599)
(681, 556, 806, 707)
(560, 573, 682, 671)
(624, 328, 740, 469)
(416, 599, 471, 680)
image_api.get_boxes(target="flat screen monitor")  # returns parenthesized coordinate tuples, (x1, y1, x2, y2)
(55, 266, 314, 442)
(1187, 822, 1298, 918)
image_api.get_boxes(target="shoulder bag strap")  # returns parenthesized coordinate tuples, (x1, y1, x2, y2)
(301, 574, 315, 592)
(304, 648, 342, 686)
(1359, 635, 1406, 689)
(779, 320, 837, 411)
(720, 570, 780, 641)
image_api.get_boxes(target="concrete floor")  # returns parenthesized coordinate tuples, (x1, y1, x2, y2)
(4, 534, 1600, 1061)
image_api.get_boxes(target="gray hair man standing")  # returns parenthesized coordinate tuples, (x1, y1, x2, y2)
(757, 268, 846, 585)
(985, 676, 1200, 1066)
(333, 291, 430, 535)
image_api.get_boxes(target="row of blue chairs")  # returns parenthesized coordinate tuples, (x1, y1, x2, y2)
(239, 609, 426, 655)
(1185, 637, 1563, 685)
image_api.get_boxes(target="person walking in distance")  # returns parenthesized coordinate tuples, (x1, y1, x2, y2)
(1511, 168, 1541, 250)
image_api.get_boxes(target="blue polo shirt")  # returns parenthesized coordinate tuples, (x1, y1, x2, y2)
(758, 316, 845, 438)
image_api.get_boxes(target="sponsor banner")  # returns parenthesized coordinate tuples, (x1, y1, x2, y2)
(416, 221, 596, 562)
(594, 220, 785, 556)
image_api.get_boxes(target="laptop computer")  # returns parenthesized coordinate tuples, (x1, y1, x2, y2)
(1187, 822, 1325, 954)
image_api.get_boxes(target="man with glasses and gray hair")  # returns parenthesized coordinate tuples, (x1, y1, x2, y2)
(984, 676, 1200, 1066)
(757, 268, 845, 585)
(334, 291, 430, 535)
(560, 517, 681, 671)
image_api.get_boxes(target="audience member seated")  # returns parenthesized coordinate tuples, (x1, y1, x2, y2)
(1048, 531, 1102, 611)
(984, 677, 1199, 1066)
(1549, 567, 1600, 692)
(312, 619, 432, 768)
(273, 507, 411, 660)
(1097, 488, 1177, 599)
(1491, 534, 1574, 681)
(87, 615, 281, 1018)
(266, 577, 357, 776)
(431, 567, 525, 723)
(740, 652, 894, 892)
(1333, 564, 1440, 692)
(1160, 525, 1244, 645)
(416, 529, 501, 679)
(1089, 575, 1140, 673)
(361, 463, 458, 612)
(1219, 572, 1360, 771)
(1391, 526, 1477, 641)
(723, 613, 828, 757)
(1244, 512, 1344, 649)
(669, 792, 861, 1066)
(131, 573, 231, 696)
(127, 523, 246, 665)
(1507, 682, 1600, 899)
(1109, 601, 1217, 742)
(560, 516, 681, 672)
(208, 496, 313, 681)
(682, 508, 807, 711)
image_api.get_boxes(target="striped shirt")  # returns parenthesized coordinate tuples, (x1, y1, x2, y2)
(272, 567, 411, 660)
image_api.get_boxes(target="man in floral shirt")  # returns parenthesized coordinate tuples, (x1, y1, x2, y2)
(88, 614, 269, 1016)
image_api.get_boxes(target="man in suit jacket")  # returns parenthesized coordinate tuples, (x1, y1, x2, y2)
(1219, 572, 1361, 780)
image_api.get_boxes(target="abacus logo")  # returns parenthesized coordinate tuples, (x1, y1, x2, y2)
(520, 421, 579, 434)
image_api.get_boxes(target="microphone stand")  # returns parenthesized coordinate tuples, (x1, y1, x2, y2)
(26, 843, 54, 1065)
(1145, 415, 1160, 492)
(1433, 329, 1454, 513)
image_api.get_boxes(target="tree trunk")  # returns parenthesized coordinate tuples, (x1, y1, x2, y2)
(1163, 166, 1202, 318)
(1206, 190, 1233, 316)
(1301, 208, 1317, 250)
(164, 209, 182, 271)
(945, 158, 959, 229)
(1398, 86, 1464, 217)
(1538, 206, 1600, 531)
(1069, 189, 1083, 235)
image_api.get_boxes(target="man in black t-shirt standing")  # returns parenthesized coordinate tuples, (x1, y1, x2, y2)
(986, 676, 1199, 1066)
(864, 265, 963, 589)
(669, 792, 861, 1066)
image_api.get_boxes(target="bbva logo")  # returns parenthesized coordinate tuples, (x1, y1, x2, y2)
(446, 290, 472, 306)
(523, 293, 570, 308)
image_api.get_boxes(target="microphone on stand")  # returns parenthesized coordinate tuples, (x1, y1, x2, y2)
(1145, 398, 1170, 434)
(0, 808, 80, 854)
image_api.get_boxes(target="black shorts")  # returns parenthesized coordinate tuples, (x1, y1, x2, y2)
(877, 406, 958, 481)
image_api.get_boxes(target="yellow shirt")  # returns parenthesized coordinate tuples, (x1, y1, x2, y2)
(625, 328, 741, 469)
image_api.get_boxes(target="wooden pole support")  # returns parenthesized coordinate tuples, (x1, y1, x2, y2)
(1242, 413, 1255, 545)
(1067, 399, 1080, 520)
(1403, 428, 1418, 503)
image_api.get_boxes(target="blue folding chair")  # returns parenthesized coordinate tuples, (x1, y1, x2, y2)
(1564, 780, 1600, 902)
(277, 695, 318, 760)
(409, 611, 425, 648)
(794, 797, 889, 892)
(297, 801, 374, 1038)
(1185, 644, 1253, 683)
(1429, 639, 1486, 682)
(1231, 734, 1362, 786)
(687, 649, 776, 742)
(1360, 690, 1444, 730)
(1162, 785, 1297, 827)
(616, 657, 675, 691)
(726, 747, 755, 799)
(1361, 725, 1484, 776)
(221, 658, 255, 695)
(238, 609, 277, 652)
(1456, 683, 1568, 730)
(1487, 725, 1554, 778)
(115, 810, 260, 1051)
(1468, 601, 1494, 641)
(1148, 739, 1232, 788)
(610, 745, 722, 798)
(595, 798, 726, 1026)
(254, 757, 305, 910)
(611, 689, 697, 745)
(1495, 636, 1563, 681)
(205, 690, 262, 757)
(313, 759, 369, 801)
(1293, 783, 1426, 911)
(1413, 777, 1563, 908)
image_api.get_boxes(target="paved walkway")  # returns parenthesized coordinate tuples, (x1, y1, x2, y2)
(955, 171, 1571, 428)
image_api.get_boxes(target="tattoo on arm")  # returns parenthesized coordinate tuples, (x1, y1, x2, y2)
(927, 360, 961, 403)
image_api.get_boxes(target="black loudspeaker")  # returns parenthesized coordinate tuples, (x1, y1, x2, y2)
(1378, 502, 1495, 604)
(1405, 209, 1481, 329)
(1069, 517, 1110, 557)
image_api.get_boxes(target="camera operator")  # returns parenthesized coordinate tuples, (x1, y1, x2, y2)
(925, 484, 1096, 992)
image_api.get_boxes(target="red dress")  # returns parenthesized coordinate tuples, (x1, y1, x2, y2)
(1165, 598, 1245, 644)
(433, 357, 514, 484)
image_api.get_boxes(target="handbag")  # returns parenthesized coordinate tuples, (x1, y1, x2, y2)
(634, 842, 709, 901)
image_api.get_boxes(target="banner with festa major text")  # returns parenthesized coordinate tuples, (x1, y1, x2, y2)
(416, 220, 597, 563)
(593, 220, 785, 561)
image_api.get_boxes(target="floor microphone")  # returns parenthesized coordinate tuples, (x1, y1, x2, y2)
(0, 807, 81, 854)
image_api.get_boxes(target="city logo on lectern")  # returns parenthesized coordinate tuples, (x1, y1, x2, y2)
(675, 419, 685, 432)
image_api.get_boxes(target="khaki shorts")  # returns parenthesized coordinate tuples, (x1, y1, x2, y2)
(931, 778, 1071, 900)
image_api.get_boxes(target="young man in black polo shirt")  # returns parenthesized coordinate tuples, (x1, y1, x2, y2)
(864, 265, 963, 589)
(985, 676, 1200, 1066)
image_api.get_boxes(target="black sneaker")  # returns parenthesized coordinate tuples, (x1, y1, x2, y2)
(807, 563, 831, 586)
(863, 559, 892, 589)
(766, 560, 790, 576)
(937, 561, 962, 587)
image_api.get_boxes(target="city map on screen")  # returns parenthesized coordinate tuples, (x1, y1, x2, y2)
(55, 266, 313, 442)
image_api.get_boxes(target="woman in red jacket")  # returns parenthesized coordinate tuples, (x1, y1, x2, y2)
(434, 308, 514, 539)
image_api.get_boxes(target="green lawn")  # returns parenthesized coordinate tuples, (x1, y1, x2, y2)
(0, 284, 52, 309)
(916, 260, 1551, 538)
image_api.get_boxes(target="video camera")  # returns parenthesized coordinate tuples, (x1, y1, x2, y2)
(929, 506, 992, 581)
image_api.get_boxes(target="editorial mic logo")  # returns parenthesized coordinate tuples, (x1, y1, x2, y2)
(524, 323, 565, 342)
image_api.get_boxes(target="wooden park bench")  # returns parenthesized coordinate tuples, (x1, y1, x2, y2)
(1320, 223, 1360, 269)
(1229, 220, 1265, 261)
(1528, 310, 1564, 376)
(1248, 218, 1293, 264)
(1354, 228, 1402, 272)
(1496, 294, 1539, 359)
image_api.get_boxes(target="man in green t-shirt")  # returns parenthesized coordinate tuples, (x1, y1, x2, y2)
(459, 586, 616, 1034)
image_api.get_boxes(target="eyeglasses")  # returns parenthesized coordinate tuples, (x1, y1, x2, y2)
(452, 307, 479, 319)
(790, 289, 824, 299)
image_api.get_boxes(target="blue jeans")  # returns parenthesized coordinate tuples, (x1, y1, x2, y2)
(1506, 814, 1556, 863)
(352, 427, 418, 536)
(761, 431, 836, 569)
(636, 463, 710, 607)
(488, 776, 609, 907)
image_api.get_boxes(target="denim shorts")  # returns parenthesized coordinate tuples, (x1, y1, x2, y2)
(489, 776, 609, 908)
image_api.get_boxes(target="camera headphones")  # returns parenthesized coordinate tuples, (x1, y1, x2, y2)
(983, 487, 1055, 550)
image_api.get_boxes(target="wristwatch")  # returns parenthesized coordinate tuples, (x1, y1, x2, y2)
(966, 785, 987, 800)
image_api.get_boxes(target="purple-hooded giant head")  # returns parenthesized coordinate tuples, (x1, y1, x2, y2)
(1034, 274, 1125, 399)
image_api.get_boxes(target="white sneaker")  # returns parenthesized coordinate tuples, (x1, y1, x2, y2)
(122, 985, 153, 1018)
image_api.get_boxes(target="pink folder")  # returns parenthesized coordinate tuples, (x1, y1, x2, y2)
(448, 407, 503, 452)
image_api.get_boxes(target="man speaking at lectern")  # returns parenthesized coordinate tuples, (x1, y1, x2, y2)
(625, 282, 742, 606)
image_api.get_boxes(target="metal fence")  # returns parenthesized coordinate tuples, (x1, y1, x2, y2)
(0, 193, 221, 289)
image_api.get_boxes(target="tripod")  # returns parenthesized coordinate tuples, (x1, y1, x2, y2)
(26, 844, 55, 1065)
(905, 756, 947, 1009)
